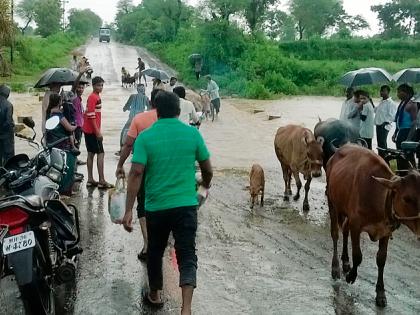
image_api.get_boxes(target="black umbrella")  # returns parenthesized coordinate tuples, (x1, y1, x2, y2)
(188, 53, 202, 64)
(393, 68, 420, 84)
(339, 68, 392, 87)
(34, 68, 89, 88)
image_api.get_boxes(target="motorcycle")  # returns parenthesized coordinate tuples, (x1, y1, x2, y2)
(0, 116, 82, 315)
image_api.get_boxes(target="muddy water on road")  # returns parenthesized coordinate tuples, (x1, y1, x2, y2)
(1, 40, 419, 314)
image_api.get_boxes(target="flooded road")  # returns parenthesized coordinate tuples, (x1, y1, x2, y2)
(1, 39, 419, 314)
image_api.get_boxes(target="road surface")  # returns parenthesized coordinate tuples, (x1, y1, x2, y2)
(1, 39, 419, 315)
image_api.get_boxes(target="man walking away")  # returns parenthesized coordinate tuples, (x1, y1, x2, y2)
(206, 75, 221, 118)
(0, 84, 14, 166)
(116, 89, 160, 261)
(136, 57, 147, 86)
(83, 76, 113, 189)
(116, 84, 149, 154)
(173, 86, 199, 126)
(122, 91, 213, 314)
(375, 85, 396, 158)
(194, 59, 202, 80)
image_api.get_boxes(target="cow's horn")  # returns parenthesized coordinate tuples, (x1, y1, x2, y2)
(329, 139, 339, 153)
(317, 136, 325, 146)
(357, 138, 368, 147)
(318, 116, 322, 123)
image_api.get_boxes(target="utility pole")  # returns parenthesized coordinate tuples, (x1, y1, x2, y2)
(10, 0, 14, 64)
(61, 0, 69, 32)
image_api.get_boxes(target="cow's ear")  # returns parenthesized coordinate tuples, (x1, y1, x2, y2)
(372, 176, 401, 190)
(302, 130, 311, 144)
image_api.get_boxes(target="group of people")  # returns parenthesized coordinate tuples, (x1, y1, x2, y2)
(339, 84, 419, 166)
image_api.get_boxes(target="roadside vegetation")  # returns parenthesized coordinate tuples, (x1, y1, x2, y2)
(0, 0, 102, 92)
(114, 0, 420, 99)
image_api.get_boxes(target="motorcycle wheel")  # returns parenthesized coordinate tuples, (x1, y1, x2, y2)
(19, 245, 55, 315)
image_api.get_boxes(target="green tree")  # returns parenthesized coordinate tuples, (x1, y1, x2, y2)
(372, 0, 420, 38)
(68, 9, 102, 36)
(290, 0, 344, 39)
(263, 9, 296, 40)
(117, 0, 134, 15)
(33, 0, 62, 37)
(201, 0, 248, 22)
(244, 0, 276, 33)
(334, 14, 369, 38)
(0, 0, 13, 46)
(16, 0, 36, 34)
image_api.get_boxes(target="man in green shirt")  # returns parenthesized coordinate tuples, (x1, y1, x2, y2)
(122, 91, 213, 314)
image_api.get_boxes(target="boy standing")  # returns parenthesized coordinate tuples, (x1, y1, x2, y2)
(83, 76, 113, 189)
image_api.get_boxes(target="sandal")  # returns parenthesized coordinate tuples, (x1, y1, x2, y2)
(86, 181, 98, 188)
(98, 182, 114, 189)
(142, 290, 164, 308)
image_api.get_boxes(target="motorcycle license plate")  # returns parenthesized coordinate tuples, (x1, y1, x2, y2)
(2, 231, 35, 255)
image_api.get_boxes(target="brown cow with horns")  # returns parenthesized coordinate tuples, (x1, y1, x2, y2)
(274, 124, 324, 211)
(326, 144, 420, 307)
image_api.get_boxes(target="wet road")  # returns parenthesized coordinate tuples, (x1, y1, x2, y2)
(2, 39, 420, 314)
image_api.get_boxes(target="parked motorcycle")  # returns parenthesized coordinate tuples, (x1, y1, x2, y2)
(0, 116, 82, 315)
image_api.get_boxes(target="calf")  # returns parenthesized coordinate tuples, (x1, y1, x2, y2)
(249, 164, 265, 209)
(274, 125, 323, 211)
(327, 144, 420, 307)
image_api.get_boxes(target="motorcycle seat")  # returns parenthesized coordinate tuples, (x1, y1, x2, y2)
(401, 141, 419, 151)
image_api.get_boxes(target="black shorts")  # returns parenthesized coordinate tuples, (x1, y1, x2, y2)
(211, 98, 221, 113)
(84, 133, 104, 154)
(136, 171, 146, 218)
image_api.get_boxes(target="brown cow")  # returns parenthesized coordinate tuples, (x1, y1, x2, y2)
(249, 164, 265, 209)
(274, 125, 324, 211)
(326, 144, 420, 307)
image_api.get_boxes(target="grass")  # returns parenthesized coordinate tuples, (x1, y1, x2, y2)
(0, 33, 85, 92)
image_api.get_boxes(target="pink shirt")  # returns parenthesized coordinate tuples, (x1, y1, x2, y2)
(73, 95, 84, 128)
(127, 109, 157, 139)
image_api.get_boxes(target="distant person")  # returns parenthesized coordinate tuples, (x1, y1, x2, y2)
(82, 76, 113, 189)
(347, 89, 362, 130)
(166, 77, 178, 91)
(194, 59, 202, 80)
(71, 55, 78, 71)
(374, 85, 396, 157)
(121, 91, 213, 313)
(0, 84, 14, 166)
(136, 57, 147, 86)
(117, 84, 150, 155)
(121, 67, 129, 87)
(393, 84, 417, 171)
(116, 89, 160, 262)
(42, 83, 62, 135)
(173, 86, 199, 125)
(152, 78, 165, 91)
(357, 90, 375, 149)
(206, 75, 221, 118)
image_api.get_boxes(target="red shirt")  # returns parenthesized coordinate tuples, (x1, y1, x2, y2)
(82, 92, 101, 134)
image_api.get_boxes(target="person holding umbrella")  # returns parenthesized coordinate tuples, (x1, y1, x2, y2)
(374, 85, 396, 157)
(136, 57, 147, 86)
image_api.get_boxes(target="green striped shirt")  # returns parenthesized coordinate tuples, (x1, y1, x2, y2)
(132, 118, 210, 211)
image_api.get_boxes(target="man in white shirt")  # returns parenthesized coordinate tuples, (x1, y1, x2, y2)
(375, 85, 397, 157)
(165, 77, 178, 92)
(206, 75, 221, 119)
(173, 86, 199, 126)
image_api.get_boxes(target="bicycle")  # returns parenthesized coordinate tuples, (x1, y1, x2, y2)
(378, 141, 419, 175)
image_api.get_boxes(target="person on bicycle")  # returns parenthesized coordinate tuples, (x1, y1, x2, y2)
(375, 85, 396, 158)
(173, 86, 199, 126)
(205, 75, 221, 119)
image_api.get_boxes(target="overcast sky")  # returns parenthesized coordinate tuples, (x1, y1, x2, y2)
(16, 0, 391, 36)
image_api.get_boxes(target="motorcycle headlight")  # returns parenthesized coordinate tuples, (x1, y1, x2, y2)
(46, 167, 62, 183)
